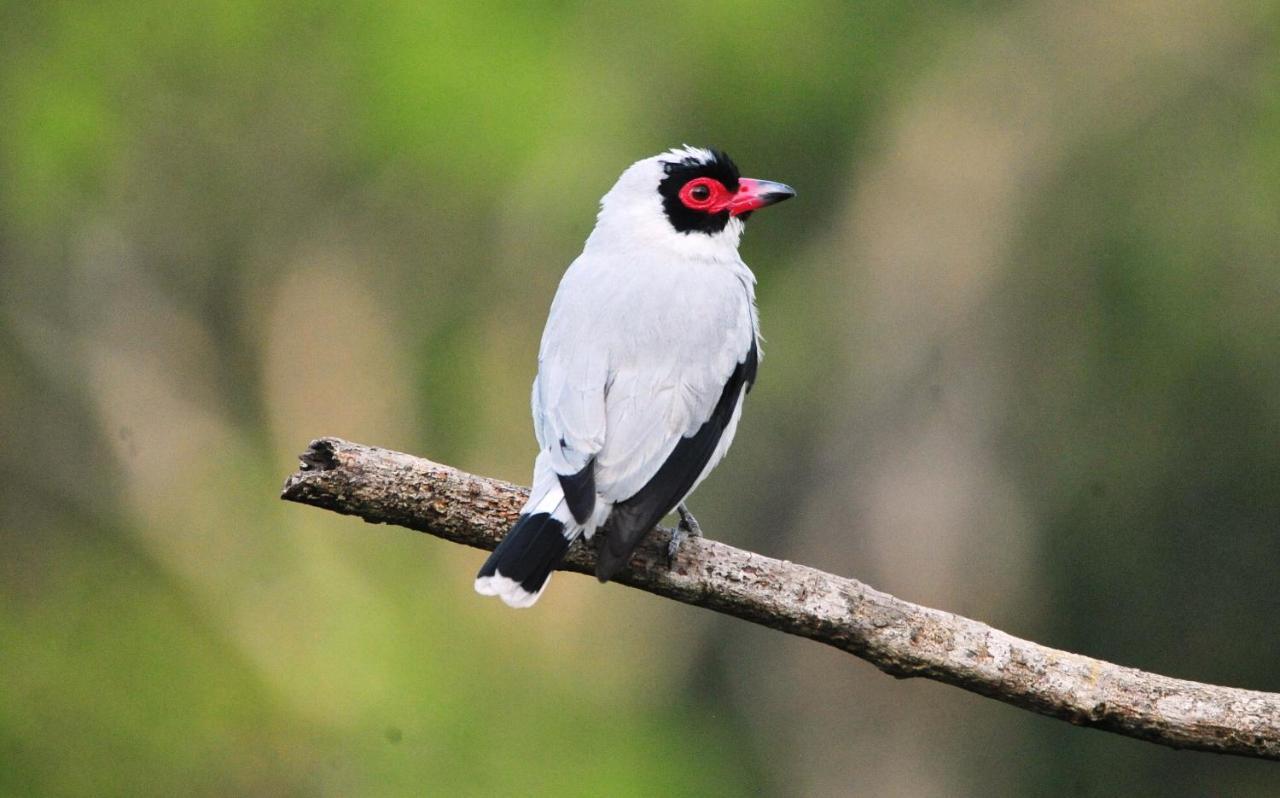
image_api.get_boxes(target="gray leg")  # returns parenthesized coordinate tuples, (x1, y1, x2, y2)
(667, 502, 703, 563)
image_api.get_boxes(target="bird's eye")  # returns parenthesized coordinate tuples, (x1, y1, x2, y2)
(678, 178, 725, 211)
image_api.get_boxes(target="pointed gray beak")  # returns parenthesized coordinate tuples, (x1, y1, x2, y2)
(728, 178, 796, 216)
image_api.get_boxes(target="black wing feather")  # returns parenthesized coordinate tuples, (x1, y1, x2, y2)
(595, 342, 757, 581)
(558, 456, 596, 524)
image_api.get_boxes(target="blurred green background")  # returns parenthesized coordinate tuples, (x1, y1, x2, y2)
(3, 1, 1279, 795)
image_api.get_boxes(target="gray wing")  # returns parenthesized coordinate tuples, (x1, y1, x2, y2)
(532, 249, 758, 547)
(593, 339, 756, 581)
(530, 274, 609, 524)
(589, 256, 758, 579)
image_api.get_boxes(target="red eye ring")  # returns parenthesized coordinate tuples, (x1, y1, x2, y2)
(679, 177, 729, 211)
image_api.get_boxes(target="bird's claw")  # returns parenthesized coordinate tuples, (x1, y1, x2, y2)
(677, 503, 703, 539)
(667, 503, 703, 565)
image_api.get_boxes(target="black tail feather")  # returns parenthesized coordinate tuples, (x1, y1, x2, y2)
(477, 513, 570, 596)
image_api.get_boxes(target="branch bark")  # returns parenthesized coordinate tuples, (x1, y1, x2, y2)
(281, 437, 1280, 761)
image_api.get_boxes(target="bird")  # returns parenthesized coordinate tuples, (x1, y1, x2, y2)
(474, 146, 794, 608)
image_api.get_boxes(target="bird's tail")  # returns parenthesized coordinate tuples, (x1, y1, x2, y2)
(475, 477, 581, 608)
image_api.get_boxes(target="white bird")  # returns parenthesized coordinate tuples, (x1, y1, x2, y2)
(475, 146, 794, 607)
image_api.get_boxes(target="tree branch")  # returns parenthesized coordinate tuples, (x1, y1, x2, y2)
(281, 437, 1280, 761)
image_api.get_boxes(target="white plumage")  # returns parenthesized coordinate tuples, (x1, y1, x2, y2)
(475, 146, 793, 607)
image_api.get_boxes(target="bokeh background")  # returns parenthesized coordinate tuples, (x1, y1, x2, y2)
(3, 1, 1279, 795)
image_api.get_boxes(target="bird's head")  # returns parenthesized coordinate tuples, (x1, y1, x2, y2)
(588, 146, 795, 261)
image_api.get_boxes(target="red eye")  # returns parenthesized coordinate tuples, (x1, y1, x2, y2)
(679, 178, 727, 211)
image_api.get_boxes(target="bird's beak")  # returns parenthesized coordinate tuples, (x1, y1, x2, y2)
(728, 178, 796, 216)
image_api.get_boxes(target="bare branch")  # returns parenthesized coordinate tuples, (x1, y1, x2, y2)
(281, 437, 1280, 761)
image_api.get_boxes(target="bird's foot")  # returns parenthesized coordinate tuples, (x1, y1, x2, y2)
(667, 502, 703, 564)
